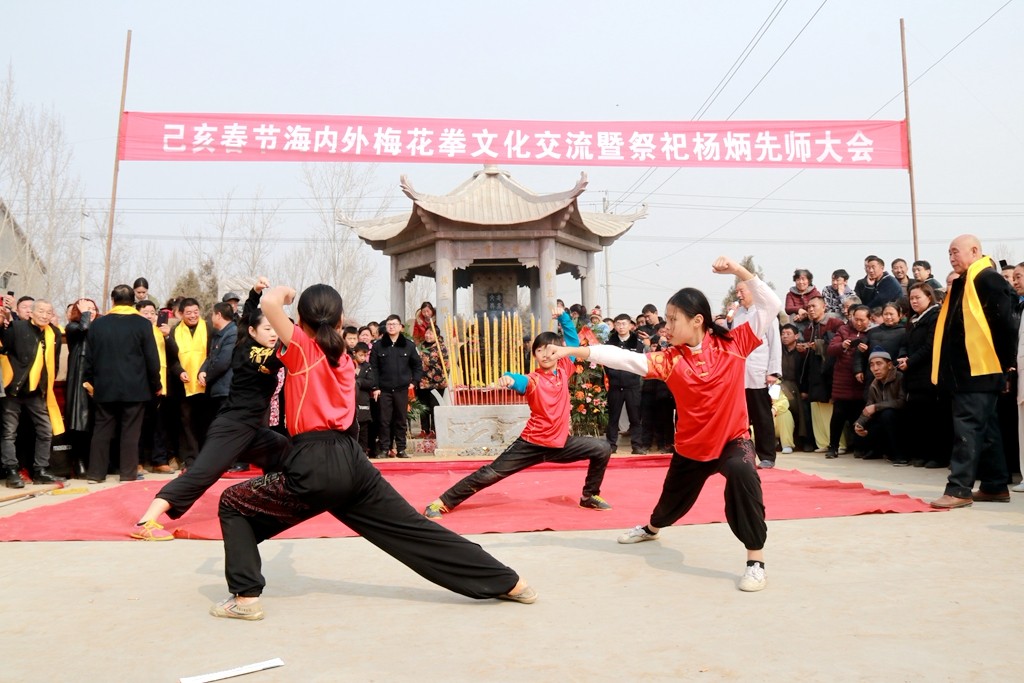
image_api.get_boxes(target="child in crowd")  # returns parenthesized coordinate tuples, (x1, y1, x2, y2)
(423, 304, 613, 519)
(353, 341, 376, 456)
(343, 326, 358, 354)
(210, 284, 535, 620)
(546, 256, 781, 592)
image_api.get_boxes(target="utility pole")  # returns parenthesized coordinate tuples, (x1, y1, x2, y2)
(900, 18, 920, 261)
(79, 203, 90, 300)
(603, 193, 612, 313)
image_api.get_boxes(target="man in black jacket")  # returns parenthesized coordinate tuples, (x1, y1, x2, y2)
(371, 314, 423, 458)
(1, 299, 65, 487)
(930, 236, 1018, 509)
(84, 284, 161, 483)
(199, 302, 238, 418)
(605, 314, 646, 454)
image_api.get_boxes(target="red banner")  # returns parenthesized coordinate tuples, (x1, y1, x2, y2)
(118, 112, 907, 169)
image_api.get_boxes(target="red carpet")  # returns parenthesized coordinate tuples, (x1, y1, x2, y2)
(0, 455, 937, 542)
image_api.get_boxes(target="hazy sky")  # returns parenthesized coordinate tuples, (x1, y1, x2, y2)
(4, 1, 1022, 318)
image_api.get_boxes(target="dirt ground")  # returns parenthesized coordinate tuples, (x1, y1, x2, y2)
(1, 450, 1021, 682)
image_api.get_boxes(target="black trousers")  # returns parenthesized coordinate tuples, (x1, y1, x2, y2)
(745, 387, 776, 462)
(440, 436, 612, 509)
(829, 399, 865, 452)
(905, 391, 950, 465)
(179, 394, 211, 468)
(649, 439, 767, 551)
(946, 391, 1008, 498)
(218, 430, 519, 599)
(416, 387, 443, 434)
(1, 393, 52, 471)
(378, 387, 410, 453)
(157, 416, 290, 519)
(87, 401, 145, 482)
(606, 384, 642, 451)
(861, 408, 906, 460)
(640, 381, 674, 451)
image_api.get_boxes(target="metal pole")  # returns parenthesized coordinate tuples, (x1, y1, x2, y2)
(900, 18, 920, 261)
(602, 193, 612, 312)
(103, 29, 132, 299)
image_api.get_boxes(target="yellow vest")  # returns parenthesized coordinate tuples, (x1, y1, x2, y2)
(174, 319, 208, 397)
(152, 325, 167, 395)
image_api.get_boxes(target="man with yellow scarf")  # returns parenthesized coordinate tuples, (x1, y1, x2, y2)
(930, 235, 1019, 509)
(1, 299, 66, 488)
(174, 297, 211, 470)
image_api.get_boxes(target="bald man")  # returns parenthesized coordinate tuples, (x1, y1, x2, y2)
(930, 235, 1018, 509)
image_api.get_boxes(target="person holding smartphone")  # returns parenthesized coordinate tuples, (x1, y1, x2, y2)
(64, 298, 100, 477)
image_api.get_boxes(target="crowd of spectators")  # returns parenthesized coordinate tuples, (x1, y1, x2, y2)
(2, 245, 1022, 503)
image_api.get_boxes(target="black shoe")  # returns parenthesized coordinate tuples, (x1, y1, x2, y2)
(892, 460, 911, 467)
(609, 447, 617, 455)
(825, 449, 838, 459)
(5, 470, 25, 489)
(924, 460, 946, 469)
(861, 451, 882, 460)
(911, 459, 926, 468)
(226, 463, 248, 473)
(395, 451, 410, 459)
(632, 447, 649, 455)
(32, 468, 66, 485)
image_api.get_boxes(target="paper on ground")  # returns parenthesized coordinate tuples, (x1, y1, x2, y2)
(180, 658, 284, 683)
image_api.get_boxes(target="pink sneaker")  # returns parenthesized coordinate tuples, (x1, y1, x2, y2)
(129, 520, 174, 541)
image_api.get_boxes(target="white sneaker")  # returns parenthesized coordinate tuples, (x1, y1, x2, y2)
(813, 447, 828, 453)
(1012, 482, 1024, 493)
(738, 563, 767, 592)
(617, 525, 659, 544)
(780, 447, 793, 454)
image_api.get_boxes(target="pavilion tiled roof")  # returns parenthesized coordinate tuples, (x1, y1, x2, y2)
(340, 166, 644, 242)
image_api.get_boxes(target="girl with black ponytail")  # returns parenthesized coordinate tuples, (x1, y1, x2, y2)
(130, 277, 290, 541)
(546, 256, 782, 594)
(210, 283, 535, 620)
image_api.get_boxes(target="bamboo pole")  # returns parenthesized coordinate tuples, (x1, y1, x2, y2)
(102, 30, 133, 299)
(900, 18, 920, 261)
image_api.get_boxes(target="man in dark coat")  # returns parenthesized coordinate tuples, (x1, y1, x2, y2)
(854, 255, 904, 309)
(930, 236, 1018, 509)
(370, 314, 423, 458)
(84, 284, 161, 483)
(1, 299, 65, 487)
(605, 314, 646, 454)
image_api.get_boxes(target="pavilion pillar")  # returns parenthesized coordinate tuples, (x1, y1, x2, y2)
(435, 239, 455, 326)
(390, 258, 406, 318)
(538, 238, 557, 329)
(582, 251, 598, 310)
(528, 267, 542, 322)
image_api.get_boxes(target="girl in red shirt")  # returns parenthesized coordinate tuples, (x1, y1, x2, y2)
(547, 257, 781, 592)
(422, 305, 612, 519)
(210, 284, 534, 620)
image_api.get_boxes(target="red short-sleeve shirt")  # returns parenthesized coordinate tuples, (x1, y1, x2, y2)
(645, 324, 762, 461)
(518, 356, 575, 448)
(277, 326, 356, 435)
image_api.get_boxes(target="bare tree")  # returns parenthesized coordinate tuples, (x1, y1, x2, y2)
(0, 70, 83, 312)
(295, 163, 392, 321)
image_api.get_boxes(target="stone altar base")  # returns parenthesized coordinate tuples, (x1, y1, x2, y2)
(433, 404, 530, 458)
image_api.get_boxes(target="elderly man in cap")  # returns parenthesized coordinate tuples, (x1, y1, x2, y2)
(222, 291, 243, 325)
(854, 348, 907, 465)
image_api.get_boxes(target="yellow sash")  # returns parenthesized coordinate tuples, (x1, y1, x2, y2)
(932, 256, 1003, 384)
(152, 325, 167, 395)
(42, 324, 64, 436)
(174, 319, 208, 397)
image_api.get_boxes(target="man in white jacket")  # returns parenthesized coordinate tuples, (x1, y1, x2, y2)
(732, 280, 783, 468)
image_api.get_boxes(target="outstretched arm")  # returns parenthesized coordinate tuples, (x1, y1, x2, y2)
(712, 256, 781, 339)
(545, 343, 650, 376)
(261, 286, 297, 348)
